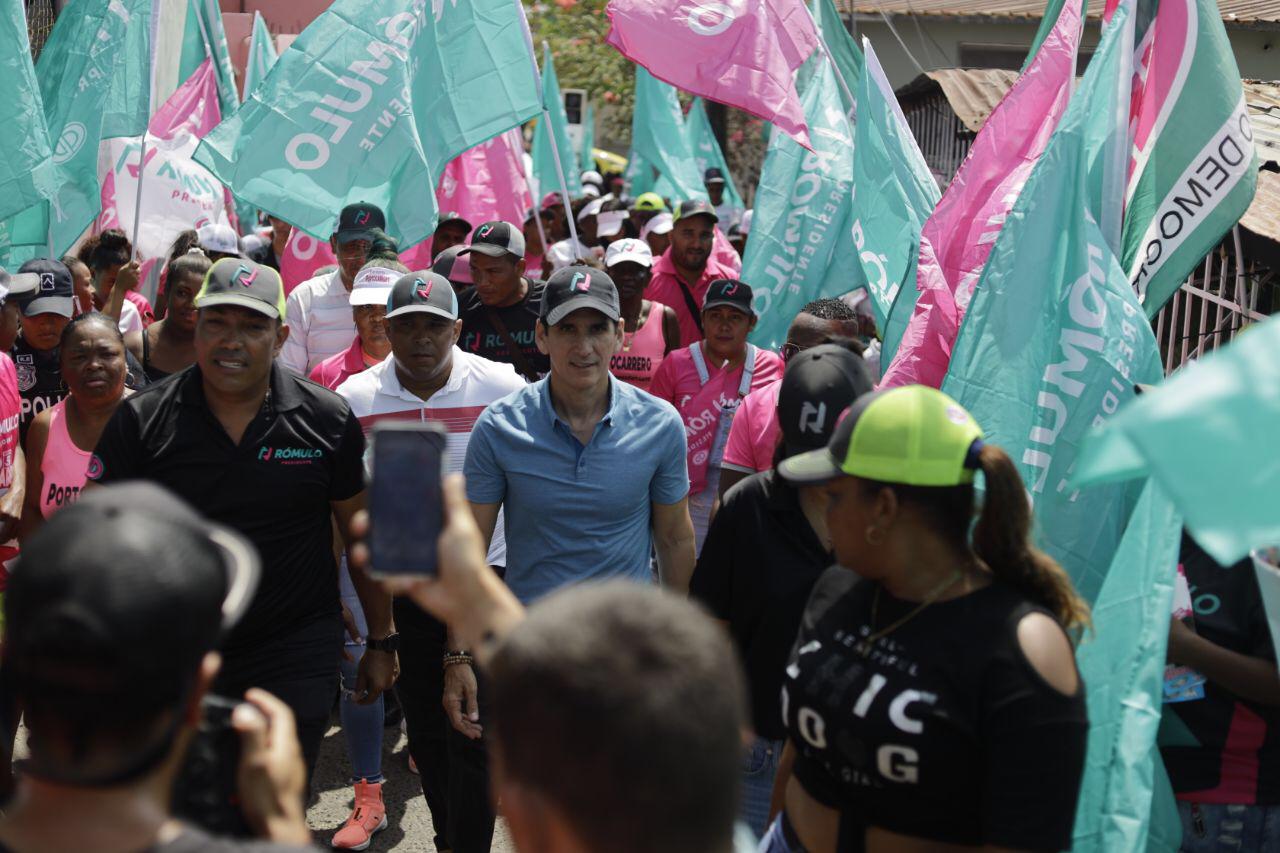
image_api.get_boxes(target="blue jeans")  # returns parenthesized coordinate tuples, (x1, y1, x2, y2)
(339, 563, 383, 784)
(1178, 801, 1280, 851)
(740, 736, 784, 839)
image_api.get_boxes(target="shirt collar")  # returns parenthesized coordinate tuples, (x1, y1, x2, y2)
(343, 337, 367, 372)
(653, 248, 732, 285)
(179, 361, 303, 411)
(540, 373, 620, 429)
(379, 347, 466, 403)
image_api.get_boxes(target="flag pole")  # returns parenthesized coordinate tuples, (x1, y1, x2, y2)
(129, 0, 163, 262)
(514, 129, 551, 259)
(514, 0, 581, 250)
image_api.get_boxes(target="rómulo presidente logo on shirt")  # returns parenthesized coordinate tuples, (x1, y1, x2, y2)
(258, 446, 324, 465)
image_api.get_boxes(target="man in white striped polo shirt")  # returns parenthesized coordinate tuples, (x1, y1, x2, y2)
(280, 202, 384, 375)
(336, 270, 523, 853)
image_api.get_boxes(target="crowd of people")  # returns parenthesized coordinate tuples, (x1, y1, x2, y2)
(0, 164, 1270, 853)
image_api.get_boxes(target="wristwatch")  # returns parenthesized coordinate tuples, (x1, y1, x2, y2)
(366, 633, 400, 653)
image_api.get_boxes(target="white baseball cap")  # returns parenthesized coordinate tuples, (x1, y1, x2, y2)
(197, 222, 241, 256)
(349, 266, 398, 307)
(597, 210, 627, 238)
(581, 184, 601, 199)
(640, 212, 674, 240)
(581, 169, 604, 187)
(605, 238, 653, 269)
(577, 198, 605, 223)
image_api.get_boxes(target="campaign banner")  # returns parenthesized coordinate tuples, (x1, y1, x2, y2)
(606, 0, 818, 148)
(0, 0, 57, 222)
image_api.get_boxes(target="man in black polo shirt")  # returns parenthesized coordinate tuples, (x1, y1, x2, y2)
(458, 221, 547, 381)
(88, 258, 396, 778)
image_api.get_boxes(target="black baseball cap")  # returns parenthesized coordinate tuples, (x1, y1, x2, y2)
(778, 344, 875, 456)
(335, 202, 387, 245)
(12, 259, 74, 318)
(194, 257, 286, 319)
(385, 271, 459, 321)
(459, 221, 526, 259)
(702, 278, 754, 317)
(541, 265, 621, 326)
(704, 167, 727, 185)
(431, 244, 473, 286)
(674, 198, 718, 224)
(437, 211, 473, 232)
(2, 483, 259, 779)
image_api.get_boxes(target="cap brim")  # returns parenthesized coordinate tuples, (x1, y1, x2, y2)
(350, 288, 392, 306)
(706, 178, 726, 185)
(336, 229, 379, 245)
(606, 252, 653, 268)
(195, 293, 281, 319)
(385, 304, 458, 321)
(777, 448, 845, 485)
(702, 299, 754, 318)
(545, 297, 621, 327)
(458, 244, 517, 258)
(204, 524, 261, 635)
(22, 296, 74, 318)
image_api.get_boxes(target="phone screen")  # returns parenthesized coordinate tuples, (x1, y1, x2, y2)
(369, 421, 446, 577)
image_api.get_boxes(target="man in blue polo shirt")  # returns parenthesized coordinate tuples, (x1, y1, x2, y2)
(464, 264, 696, 601)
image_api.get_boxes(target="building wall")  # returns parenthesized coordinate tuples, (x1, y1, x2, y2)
(858, 17, 1278, 89)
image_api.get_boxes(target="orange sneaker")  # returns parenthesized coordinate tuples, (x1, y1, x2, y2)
(331, 779, 388, 851)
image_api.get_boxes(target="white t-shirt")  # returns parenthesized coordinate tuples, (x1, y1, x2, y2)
(279, 270, 356, 375)
(336, 348, 526, 567)
(117, 300, 143, 335)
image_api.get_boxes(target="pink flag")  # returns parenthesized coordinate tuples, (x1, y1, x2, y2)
(606, 0, 818, 148)
(878, 0, 1083, 390)
(711, 227, 742, 276)
(436, 130, 533, 230)
(279, 228, 338, 294)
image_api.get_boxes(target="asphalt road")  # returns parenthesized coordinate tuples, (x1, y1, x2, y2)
(307, 717, 515, 852)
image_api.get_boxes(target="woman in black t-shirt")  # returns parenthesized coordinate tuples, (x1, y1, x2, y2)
(766, 385, 1091, 852)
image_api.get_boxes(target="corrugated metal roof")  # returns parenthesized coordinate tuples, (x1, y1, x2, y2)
(1240, 168, 1280, 241)
(841, 0, 1280, 25)
(899, 71, 1280, 151)
(1246, 80, 1280, 166)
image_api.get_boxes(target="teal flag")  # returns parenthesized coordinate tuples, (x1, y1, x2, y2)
(579, 102, 596, 173)
(624, 147, 656, 196)
(852, 38, 940, 354)
(244, 11, 278, 99)
(685, 98, 744, 221)
(179, 0, 239, 122)
(531, 45, 582, 200)
(742, 55, 861, 351)
(1072, 479, 1183, 852)
(939, 2, 1163, 605)
(0, 0, 57, 223)
(813, 0, 860, 94)
(1074, 314, 1280, 566)
(2, 0, 150, 259)
(1122, 0, 1257, 318)
(194, 0, 541, 245)
(631, 68, 704, 203)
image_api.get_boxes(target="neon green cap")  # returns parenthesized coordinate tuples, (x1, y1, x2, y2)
(632, 192, 667, 212)
(778, 386, 984, 487)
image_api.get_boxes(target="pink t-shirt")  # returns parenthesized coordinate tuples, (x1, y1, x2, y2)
(0, 356, 19, 500)
(309, 337, 375, 392)
(721, 378, 781, 474)
(649, 345, 783, 412)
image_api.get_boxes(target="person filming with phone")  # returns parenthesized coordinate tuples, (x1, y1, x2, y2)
(0, 482, 315, 852)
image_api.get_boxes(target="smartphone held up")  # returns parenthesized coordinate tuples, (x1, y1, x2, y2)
(369, 420, 447, 578)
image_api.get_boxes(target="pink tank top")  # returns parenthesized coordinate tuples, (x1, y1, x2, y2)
(39, 399, 91, 519)
(610, 301, 668, 392)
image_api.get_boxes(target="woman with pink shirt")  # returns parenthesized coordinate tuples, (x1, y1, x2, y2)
(604, 239, 679, 392)
(18, 314, 130, 536)
(650, 278, 783, 550)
